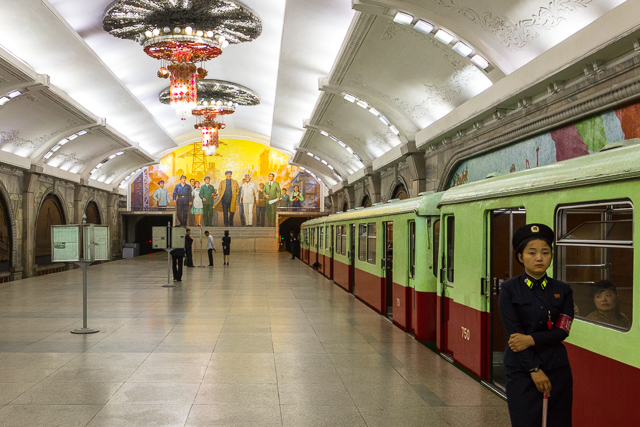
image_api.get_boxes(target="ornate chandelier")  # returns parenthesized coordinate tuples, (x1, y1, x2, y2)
(160, 79, 260, 155)
(103, 0, 262, 118)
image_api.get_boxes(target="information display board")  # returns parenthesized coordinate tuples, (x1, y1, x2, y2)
(86, 225, 110, 261)
(152, 227, 168, 249)
(51, 225, 81, 262)
(171, 227, 186, 249)
(83, 224, 95, 262)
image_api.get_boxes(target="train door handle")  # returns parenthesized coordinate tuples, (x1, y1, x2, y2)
(445, 283, 454, 289)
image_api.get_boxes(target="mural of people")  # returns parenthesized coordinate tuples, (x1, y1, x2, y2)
(291, 185, 304, 211)
(263, 173, 281, 227)
(152, 180, 169, 209)
(191, 181, 203, 227)
(238, 177, 246, 227)
(241, 174, 259, 227)
(172, 175, 192, 227)
(213, 171, 239, 227)
(278, 188, 290, 209)
(200, 176, 217, 227)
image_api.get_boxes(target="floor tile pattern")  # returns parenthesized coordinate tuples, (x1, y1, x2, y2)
(0, 253, 509, 426)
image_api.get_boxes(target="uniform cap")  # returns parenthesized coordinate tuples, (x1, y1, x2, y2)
(180, 174, 186, 179)
(158, 180, 164, 185)
(512, 223, 554, 250)
(204, 176, 210, 180)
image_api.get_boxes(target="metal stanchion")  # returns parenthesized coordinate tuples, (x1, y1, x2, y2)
(71, 261, 99, 334)
(162, 248, 175, 287)
(197, 227, 206, 268)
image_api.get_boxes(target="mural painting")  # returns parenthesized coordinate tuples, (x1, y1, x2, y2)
(131, 138, 320, 226)
(0, 198, 9, 272)
(449, 105, 634, 188)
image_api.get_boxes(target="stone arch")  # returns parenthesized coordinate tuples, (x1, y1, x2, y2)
(361, 191, 372, 208)
(35, 193, 66, 266)
(84, 200, 102, 224)
(342, 201, 349, 212)
(0, 179, 17, 273)
(386, 175, 411, 200)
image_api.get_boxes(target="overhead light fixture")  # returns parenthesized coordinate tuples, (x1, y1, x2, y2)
(116, 151, 125, 156)
(58, 138, 69, 146)
(380, 116, 391, 126)
(76, 130, 87, 136)
(356, 100, 368, 109)
(109, 154, 117, 159)
(414, 20, 434, 35)
(369, 107, 380, 116)
(96, 163, 103, 168)
(51, 145, 61, 152)
(337, 140, 346, 148)
(68, 134, 78, 140)
(321, 160, 328, 165)
(452, 42, 472, 57)
(389, 125, 400, 135)
(314, 156, 321, 161)
(343, 94, 356, 103)
(7, 91, 21, 98)
(329, 135, 338, 141)
(434, 29, 454, 44)
(328, 165, 334, 170)
(44, 152, 53, 160)
(307, 151, 313, 157)
(470, 54, 490, 69)
(393, 12, 413, 25)
(346, 147, 354, 154)
(320, 130, 329, 136)
(0, 97, 9, 106)
(354, 154, 362, 162)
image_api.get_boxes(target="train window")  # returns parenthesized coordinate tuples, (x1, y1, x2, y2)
(336, 226, 341, 255)
(341, 225, 347, 256)
(446, 216, 455, 283)
(556, 201, 633, 331)
(358, 224, 367, 261)
(326, 226, 331, 251)
(367, 223, 376, 264)
(409, 221, 416, 278)
(320, 227, 324, 250)
(433, 220, 440, 278)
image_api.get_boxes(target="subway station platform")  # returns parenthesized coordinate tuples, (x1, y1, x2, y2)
(0, 253, 509, 426)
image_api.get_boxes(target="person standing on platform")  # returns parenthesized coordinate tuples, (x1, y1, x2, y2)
(184, 228, 194, 267)
(238, 178, 246, 227)
(222, 230, 231, 265)
(257, 183, 266, 227)
(289, 230, 298, 260)
(200, 176, 217, 227)
(191, 181, 203, 226)
(263, 173, 281, 227)
(172, 175, 192, 227)
(153, 180, 169, 209)
(291, 185, 304, 211)
(242, 174, 259, 227)
(213, 171, 239, 227)
(204, 230, 216, 267)
(499, 224, 574, 427)
(170, 247, 185, 281)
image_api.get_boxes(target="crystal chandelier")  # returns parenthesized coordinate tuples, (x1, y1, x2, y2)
(159, 79, 260, 155)
(103, 0, 262, 118)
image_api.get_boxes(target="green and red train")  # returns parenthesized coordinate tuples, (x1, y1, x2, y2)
(301, 141, 640, 426)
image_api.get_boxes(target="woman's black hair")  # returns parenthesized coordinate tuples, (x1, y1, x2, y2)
(591, 280, 622, 316)
(514, 236, 553, 266)
(224, 230, 229, 236)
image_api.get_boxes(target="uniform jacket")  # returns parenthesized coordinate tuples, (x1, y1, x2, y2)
(241, 181, 259, 204)
(199, 183, 217, 205)
(257, 189, 265, 208)
(262, 180, 281, 203)
(184, 234, 193, 250)
(152, 188, 169, 206)
(278, 194, 290, 208)
(213, 179, 239, 212)
(499, 273, 574, 372)
(172, 183, 192, 203)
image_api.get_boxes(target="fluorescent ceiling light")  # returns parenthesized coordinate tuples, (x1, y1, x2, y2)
(116, 151, 124, 156)
(452, 42, 472, 57)
(414, 20, 434, 35)
(354, 154, 362, 162)
(321, 160, 328, 165)
(356, 100, 368, 109)
(329, 135, 338, 141)
(320, 130, 329, 136)
(44, 152, 53, 159)
(470, 54, 490, 69)
(328, 165, 334, 170)
(7, 91, 21, 98)
(58, 138, 69, 146)
(393, 12, 413, 25)
(434, 29, 453, 44)
(51, 145, 61, 152)
(343, 94, 356, 103)
(77, 130, 87, 136)
(369, 107, 380, 116)
(337, 140, 346, 148)
(380, 116, 391, 126)
(314, 156, 321, 161)
(68, 134, 78, 140)
(0, 97, 9, 105)
(96, 163, 103, 168)
(109, 154, 117, 159)
(389, 125, 400, 135)
(306, 151, 313, 156)
(346, 147, 353, 154)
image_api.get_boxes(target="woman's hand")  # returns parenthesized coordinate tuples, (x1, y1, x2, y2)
(530, 370, 552, 395)
(508, 333, 535, 352)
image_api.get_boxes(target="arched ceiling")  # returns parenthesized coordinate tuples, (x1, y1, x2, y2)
(0, 0, 630, 193)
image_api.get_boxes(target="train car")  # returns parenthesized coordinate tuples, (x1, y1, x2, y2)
(302, 192, 442, 341)
(437, 141, 640, 426)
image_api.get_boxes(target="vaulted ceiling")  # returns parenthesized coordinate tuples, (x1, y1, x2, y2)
(0, 0, 630, 193)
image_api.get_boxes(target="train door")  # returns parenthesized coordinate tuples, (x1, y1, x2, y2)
(485, 208, 526, 392)
(315, 228, 320, 266)
(384, 222, 393, 319)
(440, 215, 455, 360)
(329, 225, 334, 280)
(349, 224, 356, 293)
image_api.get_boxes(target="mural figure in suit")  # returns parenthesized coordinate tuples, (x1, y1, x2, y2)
(262, 173, 281, 227)
(200, 176, 217, 226)
(213, 171, 239, 227)
(172, 175, 192, 227)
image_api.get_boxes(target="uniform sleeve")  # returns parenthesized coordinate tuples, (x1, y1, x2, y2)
(530, 286, 573, 351)
(172, 186, 178, 200)
(498, 283, 543, 370)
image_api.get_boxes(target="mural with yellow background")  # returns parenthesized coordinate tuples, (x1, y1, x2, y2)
(131, 138, 320, 211)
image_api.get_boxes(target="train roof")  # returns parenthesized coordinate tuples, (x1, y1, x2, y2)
(439, 141, 640, 206)
(302, 192, 443, 227)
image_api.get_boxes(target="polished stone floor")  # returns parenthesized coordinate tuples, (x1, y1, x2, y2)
(0, 252, 510, 426)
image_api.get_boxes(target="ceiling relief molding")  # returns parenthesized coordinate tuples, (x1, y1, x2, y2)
(305, 143, 360, 173)
(323, 119, 375, 161)
(427, 0, 593, 50)
(1, 119, 79, 151)
(0, 93, 40, 111)
(330, 13, 377, 86)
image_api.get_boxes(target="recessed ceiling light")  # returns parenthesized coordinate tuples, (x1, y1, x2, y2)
(307, 151, 313, 157)
(7, 91, 21, 98)
(343, 94, 356, 103)
(0, 97, 10, 106)
(76, 130, 87, 136)
(51, 145, 61, 152)
(68, 134, 78, 140)
(369, 107, 380, 116)
(414, 20, 434, 35)
(337, 141, 346, 148)
(116, 151, 124, 156)
(434, 29, 454, 44)
(314, 156, 321, 161)
(321, 160, 328, 165)
(346, 147, 354, 154)
(109, 154, 117, 159)
(320, 130, 329, 136)
(44, 152, 53, 159)
(328, 165, 334, 170)
(470, 54, 490, 69)
(393, 12, 413, 25)
(380, 116, 391, 126)
(452, 42, 472, 57)
(389, 125, 399, 135)
(356, 100, 368, 109)
(58, 138, 69, 146)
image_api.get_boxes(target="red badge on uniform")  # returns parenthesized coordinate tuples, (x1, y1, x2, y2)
(556, 314, 573, 334)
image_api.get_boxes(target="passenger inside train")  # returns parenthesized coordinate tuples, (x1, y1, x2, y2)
(586, 280, 631, 329)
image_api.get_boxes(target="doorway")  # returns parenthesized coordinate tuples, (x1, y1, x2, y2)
(349, 224, 356, 293)
(488, 208, 526, 391)
(384, 222, 393, 318)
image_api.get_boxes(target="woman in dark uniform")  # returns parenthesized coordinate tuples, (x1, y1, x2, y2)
(499, 224, 574, 427)
(222, 230, 231, 266)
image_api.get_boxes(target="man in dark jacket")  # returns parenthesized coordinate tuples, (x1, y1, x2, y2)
(170, 247, 185, 281)
(184, 228, 194, 267)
